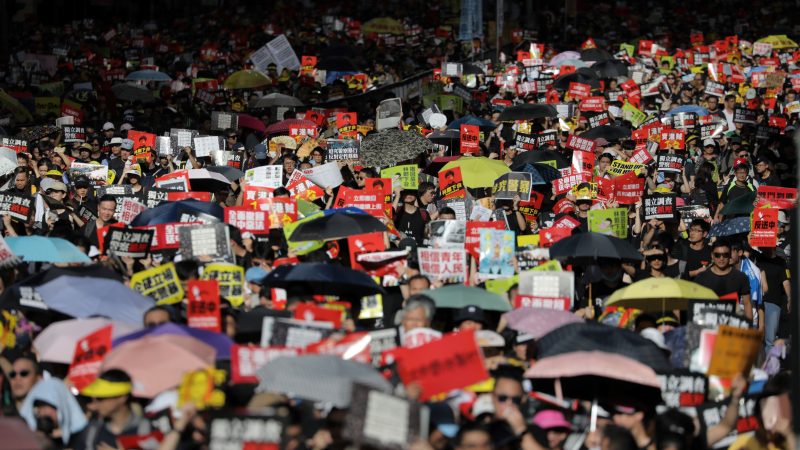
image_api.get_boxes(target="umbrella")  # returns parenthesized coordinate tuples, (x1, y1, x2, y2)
(234, 114, 265, 133)
(708, 216, 751, 237)
(235, 306, 291, 341)
(605, 278, 719, 312)
(0, 147, 18, 176)
(579, 125, 632, 141)
(113, 322, 233, 360)
(223, 70, 271, 89)
(497, 104, 558, 122)
(580, 48, 613, 62)
(4, 236, 90, 263)
(666, 105, 709, 117)
(0, 89, 33, 123)
(262, 262, 385, 299)
(187, 168, 232, 192)
(513, 162, 561, 184)
(361, 128, 434, 167)
(420, 285, 511, 312)
(536, 321, 672, 372)
(441, 157, 511, 188)
(102, 334, 216, 398)
(266, 118, 317, 136)
(111, 83, 156, 103)
(287, 207, 387, 242)
(249, 93, 304, 109)
(362, 17, 406, 35)
(126, 69, 172, 82)
(549, 51, 581, 66)
(0, 265, 122, 312)
(511, 149, 570, 169)
(549, 58, 589, 68)
(129, 199, 224, 227)
(206, 165, 245, 182)
(591, 59, 629, 78)
(462, 63, 486, 75)
(0, 418, 41, 450)
(447, 115, 497, 132)
(36, 276, 155, 325)
(15, 124, 60, 142)
(256, 355, 392, 407)
(552, 68, 602, 90)
(33, 318, 140, 364)
(755, 35, 798, 49)
(549, 232, 643, 265)
(525, 351, 662, 406)
(316, 56, 360, 72)
(720, 192, 756, 217)
(426, 130, 461, 156)
(504, 308, 584, 339)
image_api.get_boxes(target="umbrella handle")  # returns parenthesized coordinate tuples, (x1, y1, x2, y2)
(590, 398, 598, 432)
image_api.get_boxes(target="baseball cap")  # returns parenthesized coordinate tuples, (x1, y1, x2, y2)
(127, 165, 142, 177)
(45, 180, 68, 193)
(110, 137, 123, 145)
(532, 410, 572, 431)
(121, 139, 134, 150)
(102, 122, 115, 131)
(73, 175, 91, 188)
(702, 138, 716, 147)
(454, 305, 488, 326)
(733, 157, 749, 168)
(120, 123, 133, 131)
(476, 330, 505, 348)
(778, 211, 789, 224)
(45, 169, 63, 177)
(755, 155, 771, 165)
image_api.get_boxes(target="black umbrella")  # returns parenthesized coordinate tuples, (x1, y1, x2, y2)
(579, 125, 632, 141)
(234, 306, 291, 343)
(317, 56, 360, 72)
(206, 166, 245, 182)
(537, 322, 672, 372)
(130, 199, 223, 227)
(462, 63, 486, 75)
(549, 232, 643, 264)
(497, 104, 558, 122)
(0, 265, 122, 313)
(187, 169, 232, 192)
(720, 192, 756, 217)
(262, 263, 386, 299)
(512, 149, 570, 169)
(580, 48, 613, 62)
(552, 67, 602, 90)
(592, 59, 630, 79)
(426, 129, 460, 155)
(288, 208, 387, 242)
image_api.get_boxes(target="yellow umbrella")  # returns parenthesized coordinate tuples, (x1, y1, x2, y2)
(605, 277, 718, 312)
(223, 70, 271, 89)
(362, 17, 405, 35)
(755, 35, 798, 50)
(441, 156, 510, 188)
(0, 89, 33, 123)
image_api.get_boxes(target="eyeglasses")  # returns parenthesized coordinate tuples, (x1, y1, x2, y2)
(495, 394, 523, 405)
(713, 252, 731, 258)
(9, 370, 31, 379)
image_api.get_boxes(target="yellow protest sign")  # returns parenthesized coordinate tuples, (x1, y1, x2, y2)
(35, 97, 61, 116)
(359, 295, 384, 319)
(622, 101, 647, 128)
(130, 263, 185, 305)
(517, 234, 540, 248)
(588, 208, 629, 239)
(202, 263, 245, 307)
(485, 276, 519, 295)
(707, 325, 763, 379)
(177, 368, 226, 410)
(532, 260, 562, 272)
(1, 311, 17, 350)
(620, 43, 635, 57)
(381, 164, 419, 190)
(607, 160, 645, 177)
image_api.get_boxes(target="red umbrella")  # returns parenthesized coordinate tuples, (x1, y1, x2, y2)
(266, 118, 317, 136)
(237, 114, 267, 133)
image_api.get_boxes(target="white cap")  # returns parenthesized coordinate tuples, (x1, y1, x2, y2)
(110, 137, 123, 145)
(120, 123, 133, 131)
(471, 394, 495, 418)
(102, 122, 115, 131)
(476, 330, 505, 348)
(608, 105, 622, 118)
(702, 138, 716, 147)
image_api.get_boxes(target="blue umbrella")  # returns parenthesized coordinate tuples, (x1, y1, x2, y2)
(263, 262, 386, 299)
(113, 322, 233, 359)
(5, 236, 90, 263)
(709, 217, 750, 237)
(126, 70, 172, 82)
(447, 115, 497, 131)
(129, 199, 223, 227)
(666, 105, 709, 116)
(513, 162, 560, 184)
(36, 276, 154, 325)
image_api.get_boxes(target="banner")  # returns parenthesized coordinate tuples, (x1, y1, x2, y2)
(187, 280, 221, 332)
(326, 139, 360, 160)
(70, 162, 108, 187)
(202, 263, 245, 307)
(492, 172, 533, 201)
(656, 153, 684, 173)
(417, 248, 468, 283)
(68, 325, 112, 391)
(588, 208, 628, 238)
(105, 227, 153, 258)
(225, 206, 269, 234)
(130, 263, 185, 305)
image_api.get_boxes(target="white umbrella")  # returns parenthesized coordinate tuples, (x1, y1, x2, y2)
(250, 92, 304, 108)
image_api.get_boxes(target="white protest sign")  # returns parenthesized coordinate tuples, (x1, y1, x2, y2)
(303, 162, 343, 189)
(193, 136, 222, 158)
(244, 165, 283, 188)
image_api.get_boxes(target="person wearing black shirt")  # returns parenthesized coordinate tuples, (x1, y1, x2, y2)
(394, 190, 429, 246)
(679, 219, 711, 280)
(754, 155, 781, 187)
(715, 159, 755, 222)
(695, 239, 752, 322)
(754, 247, 790, 353)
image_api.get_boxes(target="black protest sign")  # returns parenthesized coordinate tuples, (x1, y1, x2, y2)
(344, 383, 426, 450)
(96, 184, 134, 197)
(492, 172, 533, 201)
(326, 139, 361, 160)
(656, 153, 684, 173)
(536, 130, 558, 146)
(208, 412, 285, 450)
(657, 369, 708, 408)
(210, 111, 239, 131)
(689, 300, 750, 329)
(368, 328, 398, 367)
(588, 112, 610, 128)
(145, 188, 170, 208)
(605, 89, 624, 102)
(178, 223, 231, 261)
(733, 107, 757, 125)
(672, 112, 697, 130)
(260, 317, 336, 348)
(169, 128, 199, 153)
(63, 126, 86, 143)
(77, 204, 98, 223)
(643, 194, 677, 220)
(514, 132, 537, 151)
(755, 125, 780, 141)
(226, 151, 244, 169)
(0, 193, 34, 221)
(698, 398, 758, 449)
(105, 228, 154, 258)
(700, 122, 724, 140)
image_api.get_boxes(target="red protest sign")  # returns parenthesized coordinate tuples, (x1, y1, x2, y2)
(348, 232, 386, 270)
(300, 55, 317, 76)
(568, 82, 591, 100)
(513, 295, 570, 310)
(539, 227, 573, 247)
(127, 130, 156, 163)
(756, 186, 797, 209)
(336, 112, 358, 139)
(613, 172, 645, 204)
(256, 197, 298, 228)
(294, 303, 343, 328)
(243, 184, 274, 206)
(230, 345, 299, 384)
(154, 170, 191, 192)
(138, 222, 201, 251)
(566, 135, 597, 153)
(304, 332, 371, 364)
(187, 280, 221, 332)
(768, 116, 787, 130)
(396, 330, 488, 400)
(343, 189, 385, 218)
(439, 167, 466, 200)
(68, 325, 113, 391)
(465, 221, 506, 259)
(287, 171, 325, 202)
(333, 186, 354, 209)
(553, 169, 591, 195)
(459, 124, 480, 154)
(518, 191, 545, 225)
(225, 206, 269, 234)
(304, 110, 326, 127)
(750, 208, 779, 248)
(167, 191, 212, 202)
(579, 96, 605, 112)
(659, 129, 686, 150)
(571, 150, 595, 173)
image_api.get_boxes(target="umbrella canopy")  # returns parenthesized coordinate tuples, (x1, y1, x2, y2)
(447, 115, 497, 132)
(426, 129, 460, 155)
(505, 308, 584, 339)
(513, 162, 561, 184)
(709, 216, 751, 237)
(0, 147, 19, 176)
(262, 262, 385, 299)
(605, 278, 719, 312)
(249, 93, 304, 109)
(111, 83, 156, 103)
(579, 125, 632, 141)
(537, 322, 672, 372)
(580, 48, 613, 62)
(113, 322, 233, 360)
(129, 199, 224, 227)
(666, 105, 709, 116)
(237, 114, 267, 132)
(224, 70, 271, 89)
(549, 51, 581, 66)
(36, 276, 154, 325)
(420, 285, 511, 312)
(591, 59, 629, 78)
(235, 306, 291, 340)
(15, 124, 60, 142)
(5, 236, 90, 263)
(549, 232, 643, 264)
(362, 17, 405, 35)
(720, 192, 756, 217)
(0, 265, 121, 312)
(33, 318, 140, 364)
(287, 208, 387, 242)
(512, 149, 570, 169)
(549, 58, 589, 68)
(266, 118, 317, 136)
(256, 355, 392, 407)
(441, 157, 511, 188)
(102, 334, 216, 398)
(755, 35, 798, 49)
(126, 70, 172, 82)
(525, 351, 662, 406)
(552, 68, 602, 90)
(187, 169, 232, 192)
(206, 165, 245, 182)
(0, 417, 41, 450)
(462, 63, 486, 75)
(361, 128, 434, 167)
(0, 90, 33, 123)
(497, 104, 558, 122)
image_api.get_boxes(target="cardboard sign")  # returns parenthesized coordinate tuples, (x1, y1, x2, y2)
(70, 162, 109, 187)
(439, 167, 466, 200)
(658, 370, 708, 408)
(344, 384, 427, 450)
(643, 193, 677, 220)
(256, 197, 298, 228)
(0, 193, 33, 222)
(756, 186, 796, 209)
(571, 150, 595, 174)
(128, 130, 156, 163)
(130, 262, 185, 305)
(202, 263, 245, 307)
(707, 325, 763, 379)
(225, 206, 269, 234)
(117, 197, 147, 225)
(68, 325, 112, 391)
(336, 112, 358, 138)
(244, 165, 283, 188)
(396, 330, 488, 400)
(210, 111, 239, 131)
(656, 153, 684, 173)
(588, 208, 629, 238)
(459, 124, 480, 154)
(63, 126, 86, 143)
(518, 271, 574, 307)
(381, 164, 418, 190)
(105, 227, 153, 258)
(179, 223, 231, 261)
(492, 172, 533, 201)
(750, 208, 778, 247)
(187, 280, 221, 332)
(326, 139, 360, 160)
(612, 172, 645, 204)
(417, 248, 468, 283)
(230, 345, 299, 384)
(565, 135, 597, 153)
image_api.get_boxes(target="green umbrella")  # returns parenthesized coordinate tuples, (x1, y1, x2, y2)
(420, 285, 511, 311)
(721, 191, 756, 217)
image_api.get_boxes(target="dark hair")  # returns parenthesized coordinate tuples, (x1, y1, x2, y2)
(439, 207, 457, 217)
(407, 274, 430, 287)
(695, 161, 716, 186)
(454, 423, 491, 447)
(656, 409, 696, 450)
(97, 194, 117, 205)
(359, 167, 378, 178)
(10, 352, 41, 375)
(144, 305, 176, 323)
(174, 260, 199, 281)
(689, 218, 710, 233)
(602, 425, 638, 450)
(711, 238, 731, 252)
(273, 187, 291, 197)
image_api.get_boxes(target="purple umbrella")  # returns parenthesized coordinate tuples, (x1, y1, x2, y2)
(504, 308, 584, 339)
(112, 322, 233, 359)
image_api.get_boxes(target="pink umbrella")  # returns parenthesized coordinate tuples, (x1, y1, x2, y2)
(237, 113, 267, 133)
(101, 334, 216, 398)
(265, 118, 317, 136)
(0, 418, 41, 450)
(504, 308, 583, 339)
(33, 317, 141, 364)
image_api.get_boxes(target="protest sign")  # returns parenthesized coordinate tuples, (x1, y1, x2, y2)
(105, 228, 153, 258)
(571, 149, 595, 174)
(344, 383, 427, 450)
(588, 208, 628, 238)
(756, 186, 796, 209)
(553, 170, 590, 195)
(348, 232, 386, 269)
(169, 128, 199, 154)
(249, 33, 300, 73)
(428, 220, 467, 249)
(478, 229, 515, 278)
(293, 303, 344, 328)
(698, 397, 758, 449)
(588, 112, 611, 128)
(201, 262, 245, 306)
(643, 194, 677, 220)
(733, 107, 757, 125)
(230, 345, 300, 384)
(657, 370, 708, 408)
(518, 271, 574, 308)
(0, 137, 27, 153)
(117, 197, 147, 225)
(492, 172, 533, 201)
(565, 135, 597, 154)
(749, 208, 778, 247)
(70, 162, 108, 186)
(168, 192, 211, 203)
(193, 136, 222, 158)
(130, 263, 184, 305)
(513, 295, 570, 310)
(225, 206, 269, 234)
(567, 82, 591, 100)
(303, 162, 344, 188)
(63, 126, 86, 143)
(187, 280, 221, 332)
(381, 164, 418, 190)
(256, 197, 298, 228)
(336, 112, 358, 138)
(659, 129, 685, 150)
(208, 412, 284, 450)
(260, 317, 335, 348)
(613, 172, 645, 204)
(607, 160, 645, 177)
(244, 165, 283, 187)
(376, 98, 403, 131)
(326, 139, 360, 160)
(459, 124, 480, 154)
(417, 248, 468, 283)
(465, 221, 505, 259)
(439, 167, 466, 200)
(243, 184, 274, 205)
(68, 325, 112, 392)
(154, 171, 191, 192)
(396, 330, 488, 400)
(656, 153, 684, 173)
(514, 132, 538, 151)
(210, 111, 239, 131)
(677, 205, 711, 229)
(707, 325, 763, 379)
(287, 170, 325, 201)
(156, 136, 172, 156)
(0, 193, 33, 222)
(128, 130, 156, 163)
(179, 223, 231, 261)
(139, 222, 199, 252)
(688, 300, 750, 328)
